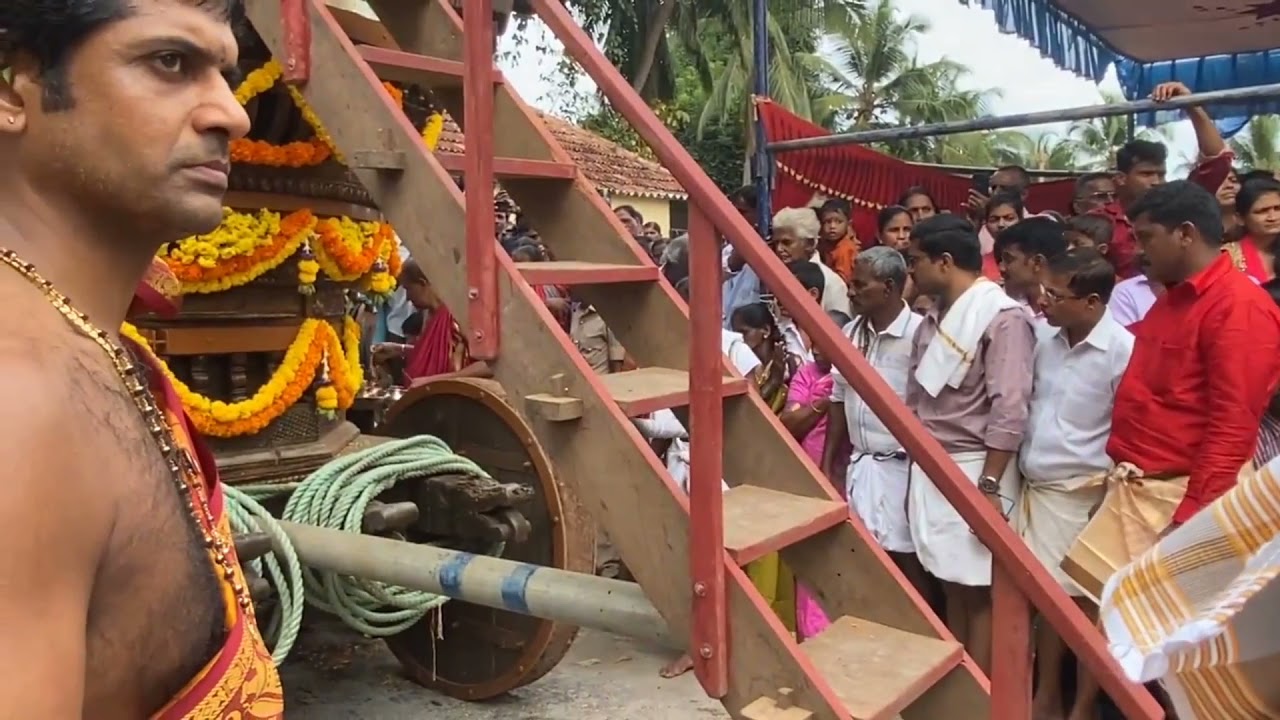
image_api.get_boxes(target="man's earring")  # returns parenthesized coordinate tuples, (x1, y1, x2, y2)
(5, 117, 14, 125)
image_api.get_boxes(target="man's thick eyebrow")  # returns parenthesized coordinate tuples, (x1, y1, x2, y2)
(128, 35, 235, 69)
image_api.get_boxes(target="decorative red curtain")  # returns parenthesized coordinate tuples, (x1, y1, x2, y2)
(758, 99, 1078, 243)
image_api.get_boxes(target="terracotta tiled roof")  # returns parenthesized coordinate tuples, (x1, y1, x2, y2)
(437, 113, 687, 201)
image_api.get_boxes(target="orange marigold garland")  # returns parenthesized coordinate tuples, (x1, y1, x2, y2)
(159, 208, 398, 297)
(120, 317, 362, 438)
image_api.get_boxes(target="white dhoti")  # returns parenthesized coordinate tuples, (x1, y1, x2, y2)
(908, 450, 1020, 586)
(1013, 473, 1104, 596)
(847, 451, 914, 553)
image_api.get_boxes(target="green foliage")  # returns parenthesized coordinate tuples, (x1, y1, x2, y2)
(679, 119, 750, 192)
(558, 0, 1102, 176)
(1230, 115, 1280, 172)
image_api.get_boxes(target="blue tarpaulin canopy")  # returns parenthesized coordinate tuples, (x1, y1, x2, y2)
(959, 0, 1280, 136)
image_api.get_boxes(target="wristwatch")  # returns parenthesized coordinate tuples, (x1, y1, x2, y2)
(978, 476, 1001, 494)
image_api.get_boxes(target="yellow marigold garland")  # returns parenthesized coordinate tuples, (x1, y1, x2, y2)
(422, 113, 445, 150)
(120, 317, 363, 438)
(234, 61, 282, 105)
(158, 208, 399, 296)
(226, 61, 446, 169)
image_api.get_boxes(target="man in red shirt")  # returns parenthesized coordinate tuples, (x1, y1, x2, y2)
(1109, 180, 1280, 532)
(1102, 82, 1232, 281)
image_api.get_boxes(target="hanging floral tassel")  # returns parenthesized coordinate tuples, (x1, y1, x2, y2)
(422, 112, 445, 151)
(297, 241, 319, 295)
(314, 349, 339, 419)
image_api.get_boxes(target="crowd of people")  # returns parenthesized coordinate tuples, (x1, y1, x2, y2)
(363, 82, 1280, 718)
(629, 83, 1280, 719)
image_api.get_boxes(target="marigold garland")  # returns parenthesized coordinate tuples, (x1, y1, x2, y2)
(158, 208, 399, 296)
(226, 60, 446, 169)
(234, 61, 282, 105)
(120, 317, 363, 438)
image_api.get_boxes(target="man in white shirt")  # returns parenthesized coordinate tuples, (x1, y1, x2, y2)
(820, 247, 929, 600)
(1016, 248, 1134, 720)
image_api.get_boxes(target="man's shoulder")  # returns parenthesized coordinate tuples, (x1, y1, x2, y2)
(0, 350, 110, 501)
(1112, 275, 1146, 294)
(1205, 271, 1280, 323)
(989, 305, 1036, 334)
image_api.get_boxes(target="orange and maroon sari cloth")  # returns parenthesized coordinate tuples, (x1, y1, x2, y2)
(122, 325, 284, 719)
(403, 304, 469, 382)
(131, 258, 184, 318)
(1226, 235, 1272, 283)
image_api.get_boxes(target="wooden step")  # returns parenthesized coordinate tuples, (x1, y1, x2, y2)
(516, 261, 660, 285)
(358, 45, 504, 86)
(722, 485, 847, 566)
(600, 367, 748, 417)
(434, 154, 577, 179)
(801, 616, 964, 720)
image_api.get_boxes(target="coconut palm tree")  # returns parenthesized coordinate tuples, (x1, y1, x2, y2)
(669, 0, 862, 138)
(578, 0, 863, 106)
(1230, 115, 1280, 173)
(994, 131, 1080, 170)
(808, 0, 1001, 163)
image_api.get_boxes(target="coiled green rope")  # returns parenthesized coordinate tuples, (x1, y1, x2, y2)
(224, 435, 495, 665)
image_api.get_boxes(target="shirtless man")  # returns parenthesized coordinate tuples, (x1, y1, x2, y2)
(0, 1, 281, 717)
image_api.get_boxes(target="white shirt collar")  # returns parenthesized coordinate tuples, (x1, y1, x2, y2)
(1052, 308, 1124, 351)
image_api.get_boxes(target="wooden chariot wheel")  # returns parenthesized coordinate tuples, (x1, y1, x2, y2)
(376, 378, 595, 700)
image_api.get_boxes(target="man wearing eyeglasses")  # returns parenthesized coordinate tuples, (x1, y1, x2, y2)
(1016, 248, 1134, 720)
(1071, 172, 1119, 215)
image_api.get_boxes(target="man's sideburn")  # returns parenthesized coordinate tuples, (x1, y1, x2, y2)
(68, 343, 228, 715)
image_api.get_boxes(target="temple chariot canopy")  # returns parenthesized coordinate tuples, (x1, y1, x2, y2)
(960, 0, 1280, 135)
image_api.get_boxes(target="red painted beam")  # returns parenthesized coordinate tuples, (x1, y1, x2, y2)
(990, 566, 1033, 720)
(280, 0, 311, 83)
(688, 204, 728, 698)
(433, 154, 577, 179)
(513, 261, 660, 286)
(357, 45, 506, 86)
(460, 0, 499, 360)
(530, 2, 1161, 717)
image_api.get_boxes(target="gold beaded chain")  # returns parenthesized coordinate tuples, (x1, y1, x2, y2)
(0, 248, 252, 610)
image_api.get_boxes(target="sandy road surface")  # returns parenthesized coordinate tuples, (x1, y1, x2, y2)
(280, 620, 727, 719)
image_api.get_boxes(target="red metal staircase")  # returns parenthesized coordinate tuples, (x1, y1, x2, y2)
(243, 0, 1163, 717)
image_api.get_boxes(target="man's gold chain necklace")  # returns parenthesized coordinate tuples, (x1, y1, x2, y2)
(0, 248, 251, 610)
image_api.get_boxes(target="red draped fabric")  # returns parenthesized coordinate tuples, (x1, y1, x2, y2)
(758, 99, 1078, 243)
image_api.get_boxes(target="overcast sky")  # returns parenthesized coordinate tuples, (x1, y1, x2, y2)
(495, 0, 1201, 165)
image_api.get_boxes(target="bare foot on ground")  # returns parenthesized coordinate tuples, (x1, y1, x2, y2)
(659, 654, 694, 678)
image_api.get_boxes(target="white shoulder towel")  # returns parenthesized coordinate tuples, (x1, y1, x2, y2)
(914, 278, 1020, 398)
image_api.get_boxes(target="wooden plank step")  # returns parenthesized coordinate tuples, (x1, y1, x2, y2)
(516, 261, 659, 285)
(600, 367, 748, 417)
(434, 154, 577, 179)
(801, 616, 964, 720)
(357, 45, 504, 86)
(722, 485, 847, 566)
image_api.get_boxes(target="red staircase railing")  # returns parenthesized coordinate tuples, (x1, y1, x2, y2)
(463, 0, 499, 360)
(526, 2, 1162, 718)
(687, 205, 729, 695)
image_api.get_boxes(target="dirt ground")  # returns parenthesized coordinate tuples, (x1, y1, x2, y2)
(279, 619, 727, 719)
